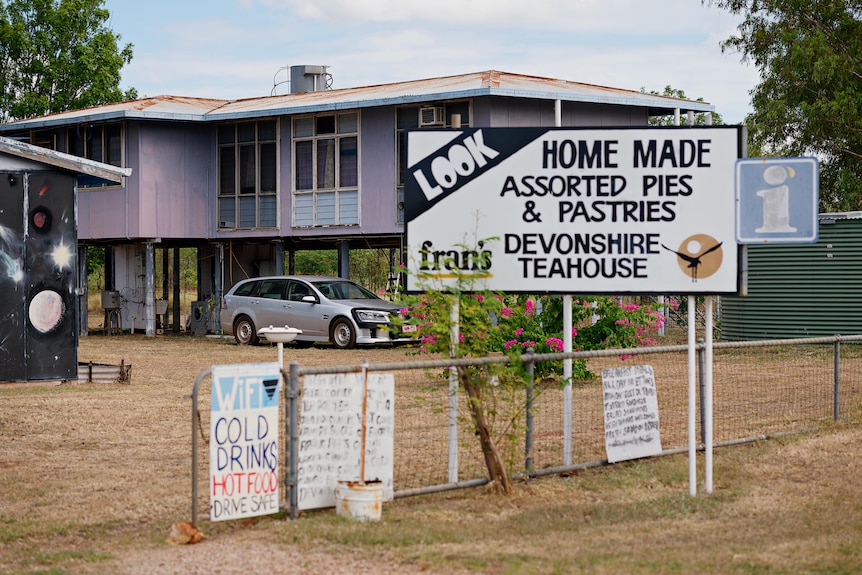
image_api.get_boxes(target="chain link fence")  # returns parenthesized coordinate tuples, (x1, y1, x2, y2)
(191, 334, 862, 521)
(291, 335, 862, 499)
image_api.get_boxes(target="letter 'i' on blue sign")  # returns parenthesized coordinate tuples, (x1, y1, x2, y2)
(735, 157, 819, 244)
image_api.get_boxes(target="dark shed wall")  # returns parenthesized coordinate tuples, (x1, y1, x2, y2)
(721, 217, 862, 340)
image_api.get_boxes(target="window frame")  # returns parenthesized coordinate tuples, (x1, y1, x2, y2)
(66, 123, 124, 189)
(217, 119, 279, 230)
(291, 111, 360, 228)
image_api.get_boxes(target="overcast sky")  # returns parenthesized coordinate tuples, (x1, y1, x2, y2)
(102, 0, 760, 124)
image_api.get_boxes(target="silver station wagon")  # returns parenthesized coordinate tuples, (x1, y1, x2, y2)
(219, 275, 413, 348)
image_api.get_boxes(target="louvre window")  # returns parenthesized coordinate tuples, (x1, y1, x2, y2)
(217, 120, 278, 229)
(292, 112, 359, 227)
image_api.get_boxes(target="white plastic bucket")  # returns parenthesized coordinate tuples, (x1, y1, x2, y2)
(335, 481, 383, 521)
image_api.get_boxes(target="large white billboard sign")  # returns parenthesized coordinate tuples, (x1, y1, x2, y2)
(405, 127, 742, 294)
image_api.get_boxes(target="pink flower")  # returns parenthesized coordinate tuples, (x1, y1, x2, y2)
(525, 299, 535, 313)
(500, 307, 513, 318)
(504, 339, 518, 350)
(545, 337, 564, 352)
(515, 327, 524, 336)
(420, 335, 436, 345)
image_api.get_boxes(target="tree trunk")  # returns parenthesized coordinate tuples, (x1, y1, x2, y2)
(458, 366, 512, 495)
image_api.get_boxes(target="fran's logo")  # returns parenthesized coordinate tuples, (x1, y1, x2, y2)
(418, 240, 493, 278)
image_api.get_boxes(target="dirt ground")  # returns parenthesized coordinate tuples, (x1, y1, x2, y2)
(2, 333, 862, 574)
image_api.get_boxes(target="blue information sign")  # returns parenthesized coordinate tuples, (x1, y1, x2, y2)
(735, 157, 819, 244)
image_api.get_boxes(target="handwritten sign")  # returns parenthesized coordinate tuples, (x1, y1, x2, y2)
(297, 372, 394, 510)
(209, 362, 281, 521)
(602, 364, 662, 463)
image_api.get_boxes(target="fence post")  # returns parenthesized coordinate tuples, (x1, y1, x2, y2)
(697, 338, 705, 445)
(288, 360, 300, 520)
(448, 297, 460, 484)
(834, 336, 841, 421)
(525, 347, 535, 473)
(189, 369, 211, 528)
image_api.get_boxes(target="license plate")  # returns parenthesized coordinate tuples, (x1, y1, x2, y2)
(402, 324, 418, 333)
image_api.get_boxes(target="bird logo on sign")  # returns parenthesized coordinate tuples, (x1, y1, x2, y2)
(661, 234, 724, 282)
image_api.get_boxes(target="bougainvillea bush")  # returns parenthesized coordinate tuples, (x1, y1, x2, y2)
(398, 257, 671, 491)
(405, 291, 670, 381)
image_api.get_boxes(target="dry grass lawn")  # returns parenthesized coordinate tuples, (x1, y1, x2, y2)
(1, 333, 862, 574)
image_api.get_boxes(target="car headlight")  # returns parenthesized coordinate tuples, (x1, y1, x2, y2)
(355, 309, 391, 323)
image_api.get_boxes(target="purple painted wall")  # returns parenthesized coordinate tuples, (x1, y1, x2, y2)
(137, 122, 211, 239)
(78, 187, 129, 240)
(358, 106, 400, 235)
(482, 96, 649, 127)
(78, 121, 211, 241)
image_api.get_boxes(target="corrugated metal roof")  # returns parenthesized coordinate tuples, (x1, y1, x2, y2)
(820, 211, 862, 221)
(0, 70, 715, 129)
(0, 135, 131, 182)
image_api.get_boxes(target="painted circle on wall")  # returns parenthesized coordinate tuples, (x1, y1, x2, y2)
(30, 206, 52, 233)
(28, 289, 65, 333)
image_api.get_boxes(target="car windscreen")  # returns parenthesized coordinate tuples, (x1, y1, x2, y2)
(312, 280, 378, 300)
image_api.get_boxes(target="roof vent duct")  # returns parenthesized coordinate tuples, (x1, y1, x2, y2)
(289, 65, 332, 94)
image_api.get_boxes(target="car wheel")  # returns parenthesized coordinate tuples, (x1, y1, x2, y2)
(330, 317, 356, 349)
(233, 315, 259, 345)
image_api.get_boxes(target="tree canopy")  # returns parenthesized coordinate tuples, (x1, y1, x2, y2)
(642, 86, 726, 126)
(0, 0, 136, 123)
(709, 0, 862, 211)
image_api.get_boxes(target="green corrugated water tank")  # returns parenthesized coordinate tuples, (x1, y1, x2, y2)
(720, 212, 862, 340)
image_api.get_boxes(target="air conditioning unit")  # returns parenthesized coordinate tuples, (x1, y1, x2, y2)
(419, 106, 445, 127)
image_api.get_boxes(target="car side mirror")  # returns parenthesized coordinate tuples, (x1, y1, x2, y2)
(301, 295, 317, 304)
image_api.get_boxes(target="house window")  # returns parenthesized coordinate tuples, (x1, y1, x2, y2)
(395, 101, 470, 224)
(218, 120, 278, 229)
(30, 130, 57, 150)
(292, 112, 359, 227)
(66, 123, 123, 188)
